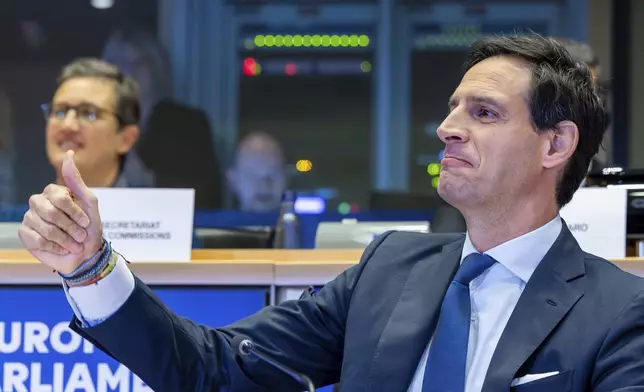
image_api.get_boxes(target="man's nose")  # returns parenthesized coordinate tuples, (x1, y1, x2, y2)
(60, 111, 81, 131)
(436, 114, 469, 144)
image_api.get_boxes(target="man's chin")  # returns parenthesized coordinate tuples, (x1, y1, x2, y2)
(437, 180, 467, 205)
(48, 154, 65, 170)
(51, 148, 79, 159)
(436, 186, 456, 206)
(50, 151, 86, 174)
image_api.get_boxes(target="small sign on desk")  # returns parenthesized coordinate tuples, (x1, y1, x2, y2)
(560, 187, 627, 259)
(91, 188, 195, 262)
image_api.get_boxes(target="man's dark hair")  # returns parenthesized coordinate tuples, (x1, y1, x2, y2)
(554, 37, 600, 70)
(57, 58, 140, 127)
(464, 34, 606, 207)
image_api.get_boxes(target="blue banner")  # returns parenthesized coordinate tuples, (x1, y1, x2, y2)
(0, 286, 267, 392)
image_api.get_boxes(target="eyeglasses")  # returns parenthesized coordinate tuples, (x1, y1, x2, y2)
(41, 103, 122, 125)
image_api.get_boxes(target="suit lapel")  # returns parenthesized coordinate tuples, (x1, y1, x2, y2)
(481, 223, 586, 392)
(366, 238, 464, 392)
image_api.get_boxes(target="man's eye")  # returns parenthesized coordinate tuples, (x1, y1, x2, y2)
(476, 107, 496, 119)
(79, 109, 98, 121)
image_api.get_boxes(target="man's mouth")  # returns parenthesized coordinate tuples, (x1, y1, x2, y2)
(441, 155, 472, 168)
(58, 140, 82, 151)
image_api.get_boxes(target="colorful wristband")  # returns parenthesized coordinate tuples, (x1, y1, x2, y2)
(77, 251, 118, 286)
(60, 240, 114, 287)
(58, 239, 107, 279)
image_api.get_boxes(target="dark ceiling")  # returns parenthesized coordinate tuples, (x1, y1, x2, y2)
(0, 0, 157, 62)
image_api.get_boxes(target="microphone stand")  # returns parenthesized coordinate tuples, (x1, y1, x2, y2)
(235, 338, 315, 392)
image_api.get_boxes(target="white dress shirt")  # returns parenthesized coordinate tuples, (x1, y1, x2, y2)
(407, 216, 562, 392)
(64, 217, 562, 391)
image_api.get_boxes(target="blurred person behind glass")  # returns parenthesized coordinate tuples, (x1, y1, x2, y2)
(0, 86, 15, 206)
(43, 58, 142, 188)
(102, 26, 222, 209)
(227, 131, 287, 213)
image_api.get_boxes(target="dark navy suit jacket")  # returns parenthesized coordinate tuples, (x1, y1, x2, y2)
(71, 226, 644, 391)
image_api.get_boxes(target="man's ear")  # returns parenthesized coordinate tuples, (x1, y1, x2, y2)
(116, 124, 140, 154)
(541, 120, 579, 170)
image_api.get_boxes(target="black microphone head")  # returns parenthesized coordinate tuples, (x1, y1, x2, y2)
(231, 336, 253, 356)
(230, 335, 316, 391)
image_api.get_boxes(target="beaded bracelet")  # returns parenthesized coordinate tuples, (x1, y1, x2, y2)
(62, 241, 114, 287)
(78, 251, 118, 286)
(58, 239, 107, 279)
(64, 242, 111, 285)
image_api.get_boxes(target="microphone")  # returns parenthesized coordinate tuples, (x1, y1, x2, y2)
(231, 336, 316, 392)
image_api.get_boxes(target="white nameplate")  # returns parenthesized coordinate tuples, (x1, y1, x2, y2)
(560, 187, 627, 259)
(90, 188, 195, 262)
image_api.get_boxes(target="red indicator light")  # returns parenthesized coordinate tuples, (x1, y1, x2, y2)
(243, 57, 258, 76)
(285, 63, 297, 76)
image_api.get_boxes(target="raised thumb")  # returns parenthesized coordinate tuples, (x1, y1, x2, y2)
(61, 150, 92, 204)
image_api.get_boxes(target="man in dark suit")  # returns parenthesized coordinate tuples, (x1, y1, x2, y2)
(18, 35, 644, 391)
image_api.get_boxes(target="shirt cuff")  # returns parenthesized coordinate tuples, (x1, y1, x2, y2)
(63, 254, 135, 327)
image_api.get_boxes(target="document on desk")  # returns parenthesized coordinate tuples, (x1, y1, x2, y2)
(91, 188, 195, 262)
(560, 187, 627, 259)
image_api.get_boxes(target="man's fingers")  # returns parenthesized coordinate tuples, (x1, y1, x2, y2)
(18, 225, 71, 256)
(42, 184, 90, 228)
(61, 150, 94, 206)
(23, 210, 83, 254)
(30, 192, 87, 243)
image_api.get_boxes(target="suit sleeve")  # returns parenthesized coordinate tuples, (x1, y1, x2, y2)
(69, 231, 394, 392)
(592, 288, 644, 391)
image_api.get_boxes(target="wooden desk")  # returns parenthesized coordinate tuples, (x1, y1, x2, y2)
(1, 249, 643, 286)
(0, 249, 363, 285)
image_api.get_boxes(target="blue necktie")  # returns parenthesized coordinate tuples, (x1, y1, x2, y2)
(422, 253, 497, 392)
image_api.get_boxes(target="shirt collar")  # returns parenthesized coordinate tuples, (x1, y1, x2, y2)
(460, 216, 562, 283)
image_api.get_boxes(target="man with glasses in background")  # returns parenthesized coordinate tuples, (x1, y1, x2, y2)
(42, 58, 152, 188)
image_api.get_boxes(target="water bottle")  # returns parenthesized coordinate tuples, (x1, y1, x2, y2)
(273, 190, 300, 249)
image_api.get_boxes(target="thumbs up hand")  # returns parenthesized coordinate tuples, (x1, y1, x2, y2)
(19, 151, 104, 274)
